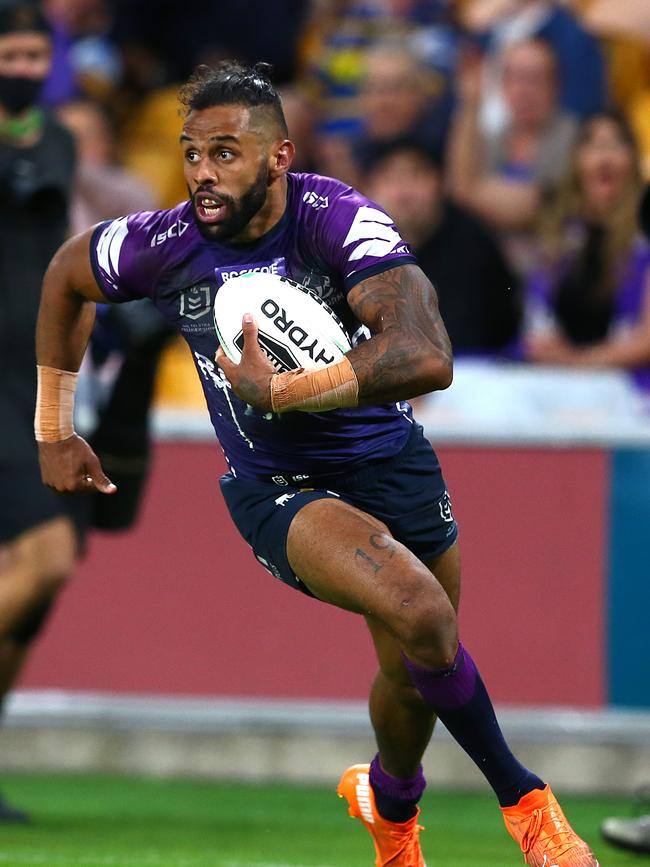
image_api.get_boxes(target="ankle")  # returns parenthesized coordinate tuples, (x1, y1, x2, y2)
(369, 754, 426, 823)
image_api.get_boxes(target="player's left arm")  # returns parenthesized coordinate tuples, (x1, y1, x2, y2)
(345, 263, 452, 403)
(216, 262, 453, 413)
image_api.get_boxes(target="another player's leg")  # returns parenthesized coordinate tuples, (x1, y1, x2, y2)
(287, 498, 598, 866)
(0, 516, 77, 822)
(601, 813, 650, 854)
(0, 516, 75, 635)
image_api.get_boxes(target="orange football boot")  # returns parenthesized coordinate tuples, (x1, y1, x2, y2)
(502, 784, 599, 866)
(337, 764, 427, 866)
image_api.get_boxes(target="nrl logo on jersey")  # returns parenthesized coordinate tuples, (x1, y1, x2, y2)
(180, 284, 211, 320)
(299, 270, 341, 306)
(303, 191, 329, 210)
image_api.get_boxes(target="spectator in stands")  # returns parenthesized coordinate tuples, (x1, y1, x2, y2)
(460, 0, 607, 123)
(42, 0, 120, 105)
(57, 98, 155, 231)
(447, 37, 577, 274)
(363, 137, 521, 354)
(523, 112, 650, 395)
(318, 40, 446, 188)
(356, 42, 447, 163)
(300, 0, 459, 129)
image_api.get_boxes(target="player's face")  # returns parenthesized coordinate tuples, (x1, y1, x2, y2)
(181, 105, 273, 243)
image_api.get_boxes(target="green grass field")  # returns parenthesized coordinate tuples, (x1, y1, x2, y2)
(0, 773, 640, 866)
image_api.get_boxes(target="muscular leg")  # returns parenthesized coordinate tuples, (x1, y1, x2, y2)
(366, 542, 461, 779)
(288, 499, 543, 809)
(288, 500, 458, 667)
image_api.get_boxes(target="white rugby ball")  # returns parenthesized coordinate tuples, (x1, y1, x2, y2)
(213, 272, 351, 372)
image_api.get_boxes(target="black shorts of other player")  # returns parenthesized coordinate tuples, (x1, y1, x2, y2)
(220, 423, 457, 595)
(0, 459, 89, 548)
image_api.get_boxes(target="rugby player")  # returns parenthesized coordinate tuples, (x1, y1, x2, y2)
(0, 0, 77, 822)
(35, 62, 599, 866)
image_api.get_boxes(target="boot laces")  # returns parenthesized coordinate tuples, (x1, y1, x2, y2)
(520, 805, 583, 862)
(386, 822, 425, 864)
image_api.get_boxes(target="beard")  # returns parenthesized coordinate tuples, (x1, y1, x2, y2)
(189, 161, 270, 243)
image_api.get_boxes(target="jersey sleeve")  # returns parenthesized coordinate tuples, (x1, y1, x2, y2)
(89, 213, 154, 303)
(315, 185, 417, 291)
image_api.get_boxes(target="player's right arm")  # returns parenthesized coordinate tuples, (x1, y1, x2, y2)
(35, 228, 116, 495)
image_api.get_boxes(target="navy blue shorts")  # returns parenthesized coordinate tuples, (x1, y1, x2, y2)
(219, 424, 458, 596)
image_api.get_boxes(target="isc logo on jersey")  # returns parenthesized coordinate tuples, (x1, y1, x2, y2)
(150, 219, 189, 247)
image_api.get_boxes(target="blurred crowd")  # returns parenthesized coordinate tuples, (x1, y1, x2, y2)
(38, 0, 650, 406)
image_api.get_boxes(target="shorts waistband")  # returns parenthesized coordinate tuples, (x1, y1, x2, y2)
(246, 423, 422, 489)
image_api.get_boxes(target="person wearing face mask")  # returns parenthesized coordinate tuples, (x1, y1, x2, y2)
(0, 0, 77, 822)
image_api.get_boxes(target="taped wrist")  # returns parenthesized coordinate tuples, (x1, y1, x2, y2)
(34, 365, 78, 442)
(270, 356, 359, 413)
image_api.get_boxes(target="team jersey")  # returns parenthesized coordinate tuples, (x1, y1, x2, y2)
(90, 172, 418, 480)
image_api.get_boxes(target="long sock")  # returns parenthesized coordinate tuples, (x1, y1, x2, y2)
(369, 754, 425, 823)
(402, 643, 545, 807)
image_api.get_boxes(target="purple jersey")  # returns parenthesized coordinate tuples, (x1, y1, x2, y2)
(90, 172, 418, 479)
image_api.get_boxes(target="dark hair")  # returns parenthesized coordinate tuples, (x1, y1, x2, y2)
(540, 109, 643, 297)
(362, 135, 443, 176)
(577, 108, 638, 151)
(179, 61, 288, 136)
(0, 0, 51, 37)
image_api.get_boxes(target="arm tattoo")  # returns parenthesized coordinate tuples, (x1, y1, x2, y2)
(346, 264, 453, 403)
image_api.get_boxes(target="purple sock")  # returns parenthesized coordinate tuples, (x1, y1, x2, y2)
(403, 643, 545, 807)
(369, 754, 426, 823)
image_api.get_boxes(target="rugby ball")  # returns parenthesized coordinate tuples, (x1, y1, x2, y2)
(213, 272, 351, 372)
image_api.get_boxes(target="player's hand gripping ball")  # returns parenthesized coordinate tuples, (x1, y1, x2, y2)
(213, 272, 351, 373)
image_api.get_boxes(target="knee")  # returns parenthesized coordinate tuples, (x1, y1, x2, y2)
(393, 588, 458, 668)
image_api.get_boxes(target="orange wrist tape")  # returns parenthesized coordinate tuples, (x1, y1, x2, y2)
(270, 356, 359, 414)
(34, 365, 78, 443)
